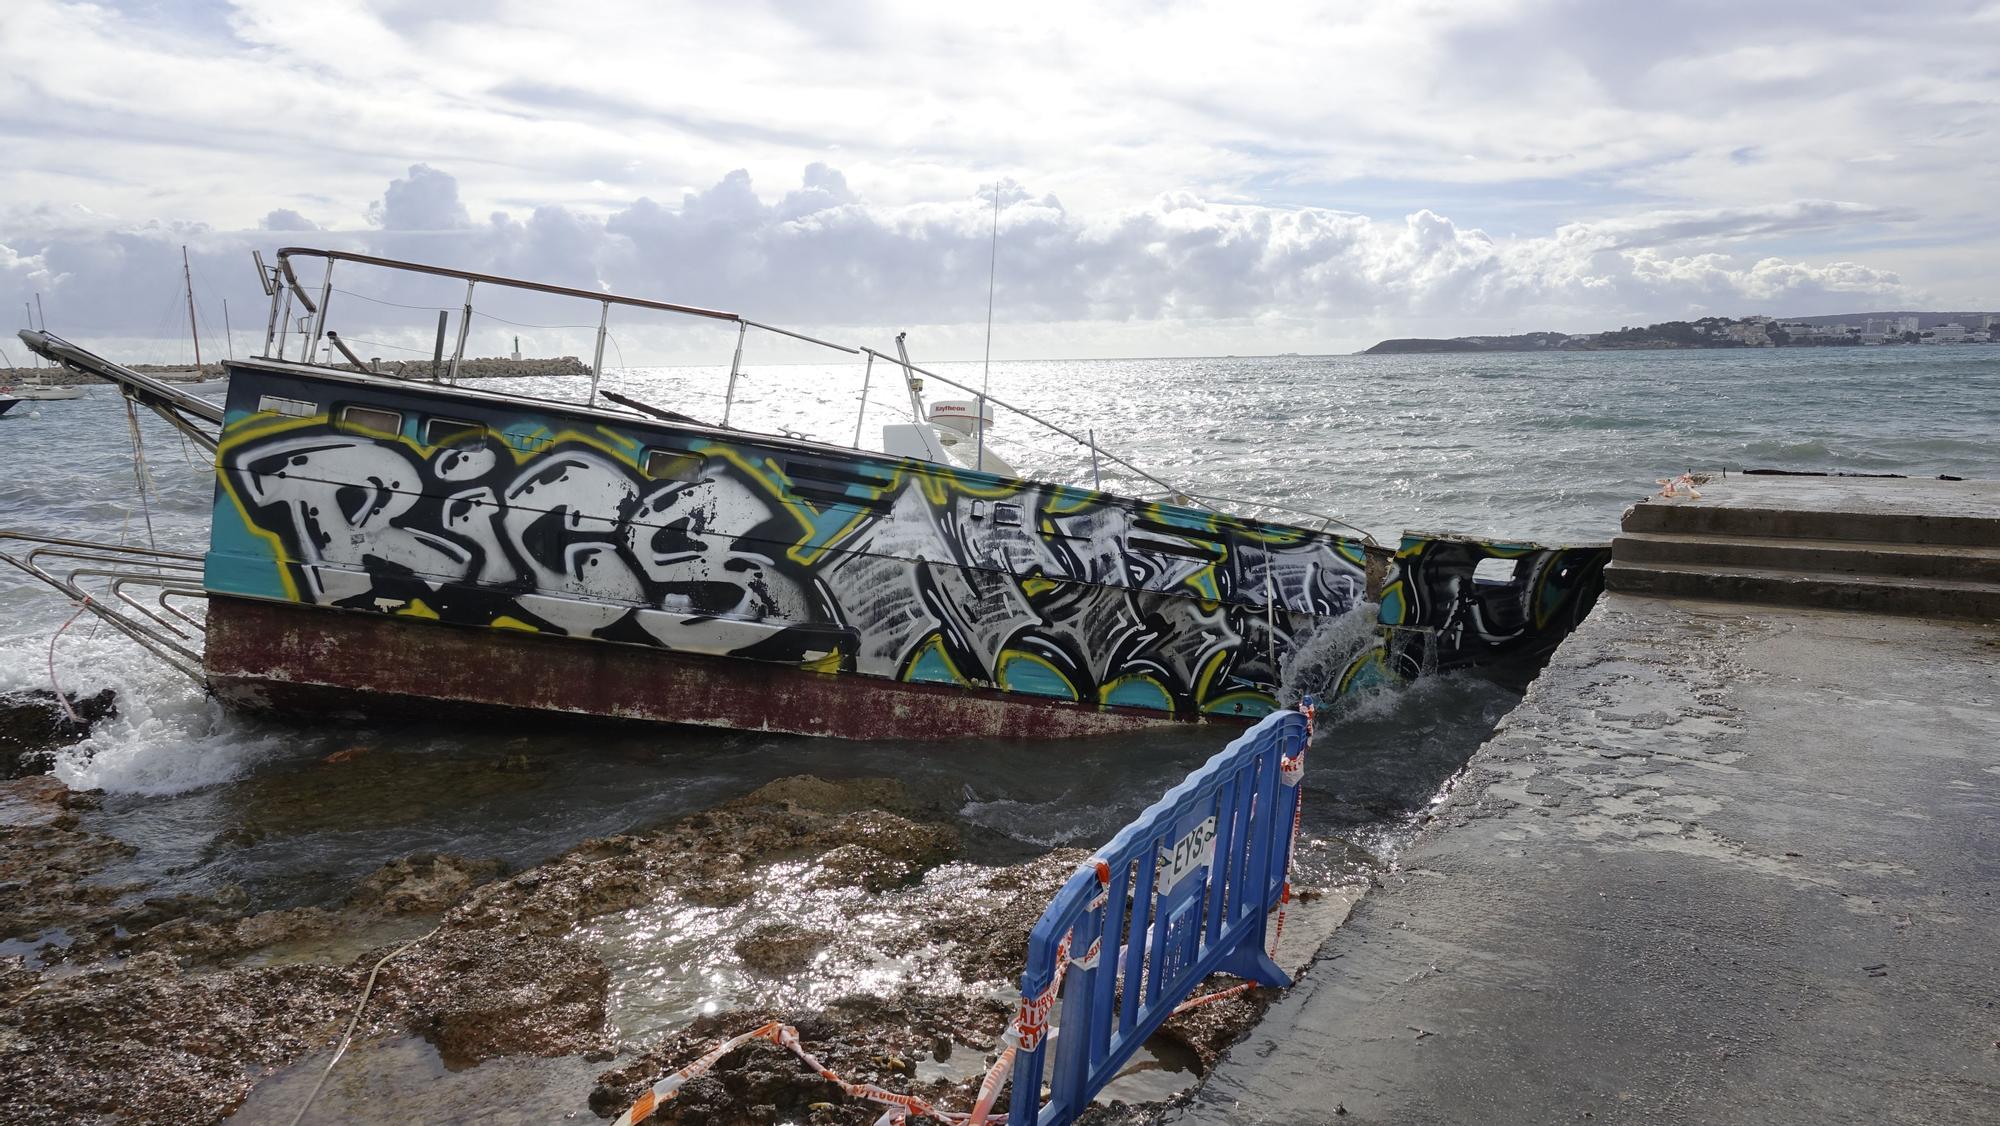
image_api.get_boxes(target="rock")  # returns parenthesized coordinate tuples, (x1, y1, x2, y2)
(735, 924, 833, 976)
(375, 930, 612, 1067)
(345, 852, 506, 914)
(0, 689, 116, 779)
(0, 776, 139, 947)
(592, 991, 1009, 1124)
(808, 844, 913, 893)
(810, 810, 958, 868)
(0, 950, 356, 1126)
(726, 776, 920, 816)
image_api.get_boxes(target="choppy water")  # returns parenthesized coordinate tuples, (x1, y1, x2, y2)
(1, 345, 1995, 1113)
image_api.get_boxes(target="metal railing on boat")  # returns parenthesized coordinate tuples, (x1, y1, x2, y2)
(259, 247, 1376, 545)
(0, 532, 208, 683)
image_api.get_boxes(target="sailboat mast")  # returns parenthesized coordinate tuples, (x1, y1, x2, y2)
(181, 246, 203, 373)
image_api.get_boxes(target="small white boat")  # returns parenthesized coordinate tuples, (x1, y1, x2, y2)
(11, 382, 83, 400)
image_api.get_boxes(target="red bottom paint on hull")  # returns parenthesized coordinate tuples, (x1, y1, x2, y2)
(203, 596, 1208, 740)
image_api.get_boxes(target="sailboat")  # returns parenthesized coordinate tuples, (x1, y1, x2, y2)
(10, 368, 84, 400)
(10, 298, 83, 399)
(11, 244, 1610, 740)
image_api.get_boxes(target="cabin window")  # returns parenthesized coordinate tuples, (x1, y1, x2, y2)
(643, 449, 704, 482)
(1473, 557, 1519, 585)
(992, 502, 1023, 527)
(338, 405, 403, 437)
(255, 394, 317, 418)
(424, 416, 483, 446)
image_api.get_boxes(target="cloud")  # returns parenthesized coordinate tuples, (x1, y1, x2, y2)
(0, 164, 1921, 362)
(260, 209, 319, 232)
(1555, 201, 1907, 253)
(367, 164, 472, 231)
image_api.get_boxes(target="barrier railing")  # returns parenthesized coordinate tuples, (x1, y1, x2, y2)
(606, 699, 1313, 1126)
(1003, 703, 1311, 1125)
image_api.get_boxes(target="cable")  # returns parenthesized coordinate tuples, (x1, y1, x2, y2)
(284, 926, 438, 1126)
(46, 596, 91, 724)
(471, 309, 599, 331)
(125, 399, 158, 552)
(331, 287, 451, 314)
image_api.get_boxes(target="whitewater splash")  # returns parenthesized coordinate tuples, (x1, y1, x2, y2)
(0, 608, 289, 796)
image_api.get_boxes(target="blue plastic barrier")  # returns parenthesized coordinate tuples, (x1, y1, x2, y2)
(1006, 703, 1311, 1125)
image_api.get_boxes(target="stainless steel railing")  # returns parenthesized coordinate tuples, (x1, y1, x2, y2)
(260, 247, 1375, 544)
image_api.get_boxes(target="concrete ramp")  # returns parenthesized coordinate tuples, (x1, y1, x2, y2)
(1170, 593, 2000, 1125)
(1608, 474, 2000, 621)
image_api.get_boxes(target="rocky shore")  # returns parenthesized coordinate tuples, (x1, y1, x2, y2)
(0, 762, 1342, 1125)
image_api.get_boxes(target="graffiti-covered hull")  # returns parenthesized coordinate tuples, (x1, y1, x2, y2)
(202, 360, 1374, 738)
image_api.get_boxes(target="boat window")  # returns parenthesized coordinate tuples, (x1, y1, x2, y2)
(338, 405, 403, 438)
(1473, 557, 1519, 585)
(992, 502, 1023, 527)
(644, 449, 704, 482)
(424, 416, 483, 446)
(255, 394, 317, 418)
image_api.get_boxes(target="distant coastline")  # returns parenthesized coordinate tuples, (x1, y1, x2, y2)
(1364, 311, 2000, 354)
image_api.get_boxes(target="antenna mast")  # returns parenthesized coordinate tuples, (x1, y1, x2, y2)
(977, 183, 1000, 471)
(181, 246, 203, 373)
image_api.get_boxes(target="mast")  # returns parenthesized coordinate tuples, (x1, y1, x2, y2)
(977, 183, 999, 472)
(181, 246, 203, 373)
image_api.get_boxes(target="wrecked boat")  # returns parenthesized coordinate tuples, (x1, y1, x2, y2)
(9, 248, 1606, 739)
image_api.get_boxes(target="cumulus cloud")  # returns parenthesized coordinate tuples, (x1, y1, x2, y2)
(367, 164, 472, 231)
(259, 209, 319, 232)
(0, 164, 1919, 361)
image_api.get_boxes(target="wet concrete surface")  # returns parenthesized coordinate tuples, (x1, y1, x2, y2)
(1173, 593, 2000, 1125)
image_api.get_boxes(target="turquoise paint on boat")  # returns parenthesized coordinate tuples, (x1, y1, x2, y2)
(998, 653, 1079, 700)
(1104, 678, 1175, 711)
(907, 643, 963, 686)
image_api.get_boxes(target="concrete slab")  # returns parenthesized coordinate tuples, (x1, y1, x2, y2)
(1625, 475, 2000, 546)
(1660, 473, 2000, 521)
(1171, 594, 2000, 1126)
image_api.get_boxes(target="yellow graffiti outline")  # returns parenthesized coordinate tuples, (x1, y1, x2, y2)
(995, 649, 1080, 702)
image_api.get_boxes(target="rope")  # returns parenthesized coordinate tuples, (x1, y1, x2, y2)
(283, 926, 439, 1126)
(46, 596, 92, 724)
(124, 398, 158, 551)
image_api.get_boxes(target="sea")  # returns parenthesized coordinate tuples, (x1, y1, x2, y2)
(2, 344, 1995, 1115)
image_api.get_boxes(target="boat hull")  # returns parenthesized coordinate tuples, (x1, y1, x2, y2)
(204, 595, 1191, 740)
(202, 360, 1377, 737)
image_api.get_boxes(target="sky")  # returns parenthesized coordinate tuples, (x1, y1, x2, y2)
(1, 0, 1997, 364)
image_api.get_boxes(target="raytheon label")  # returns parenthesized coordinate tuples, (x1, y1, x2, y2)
(1157, 815, 1218, 895)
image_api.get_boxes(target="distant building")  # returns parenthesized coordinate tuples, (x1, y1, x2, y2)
(1926, 323, 1968, 344)
(1725, 322, 1773, 346)
(1898, 315, 1921, 334)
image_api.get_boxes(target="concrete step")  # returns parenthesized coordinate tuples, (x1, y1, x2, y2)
(1603, 559, 2000, 621)
(1624, 499, 2000, 548)
(1613, 531, 2000, 585)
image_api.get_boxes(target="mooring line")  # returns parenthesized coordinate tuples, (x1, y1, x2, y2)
(284, 926, 439, 1126)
